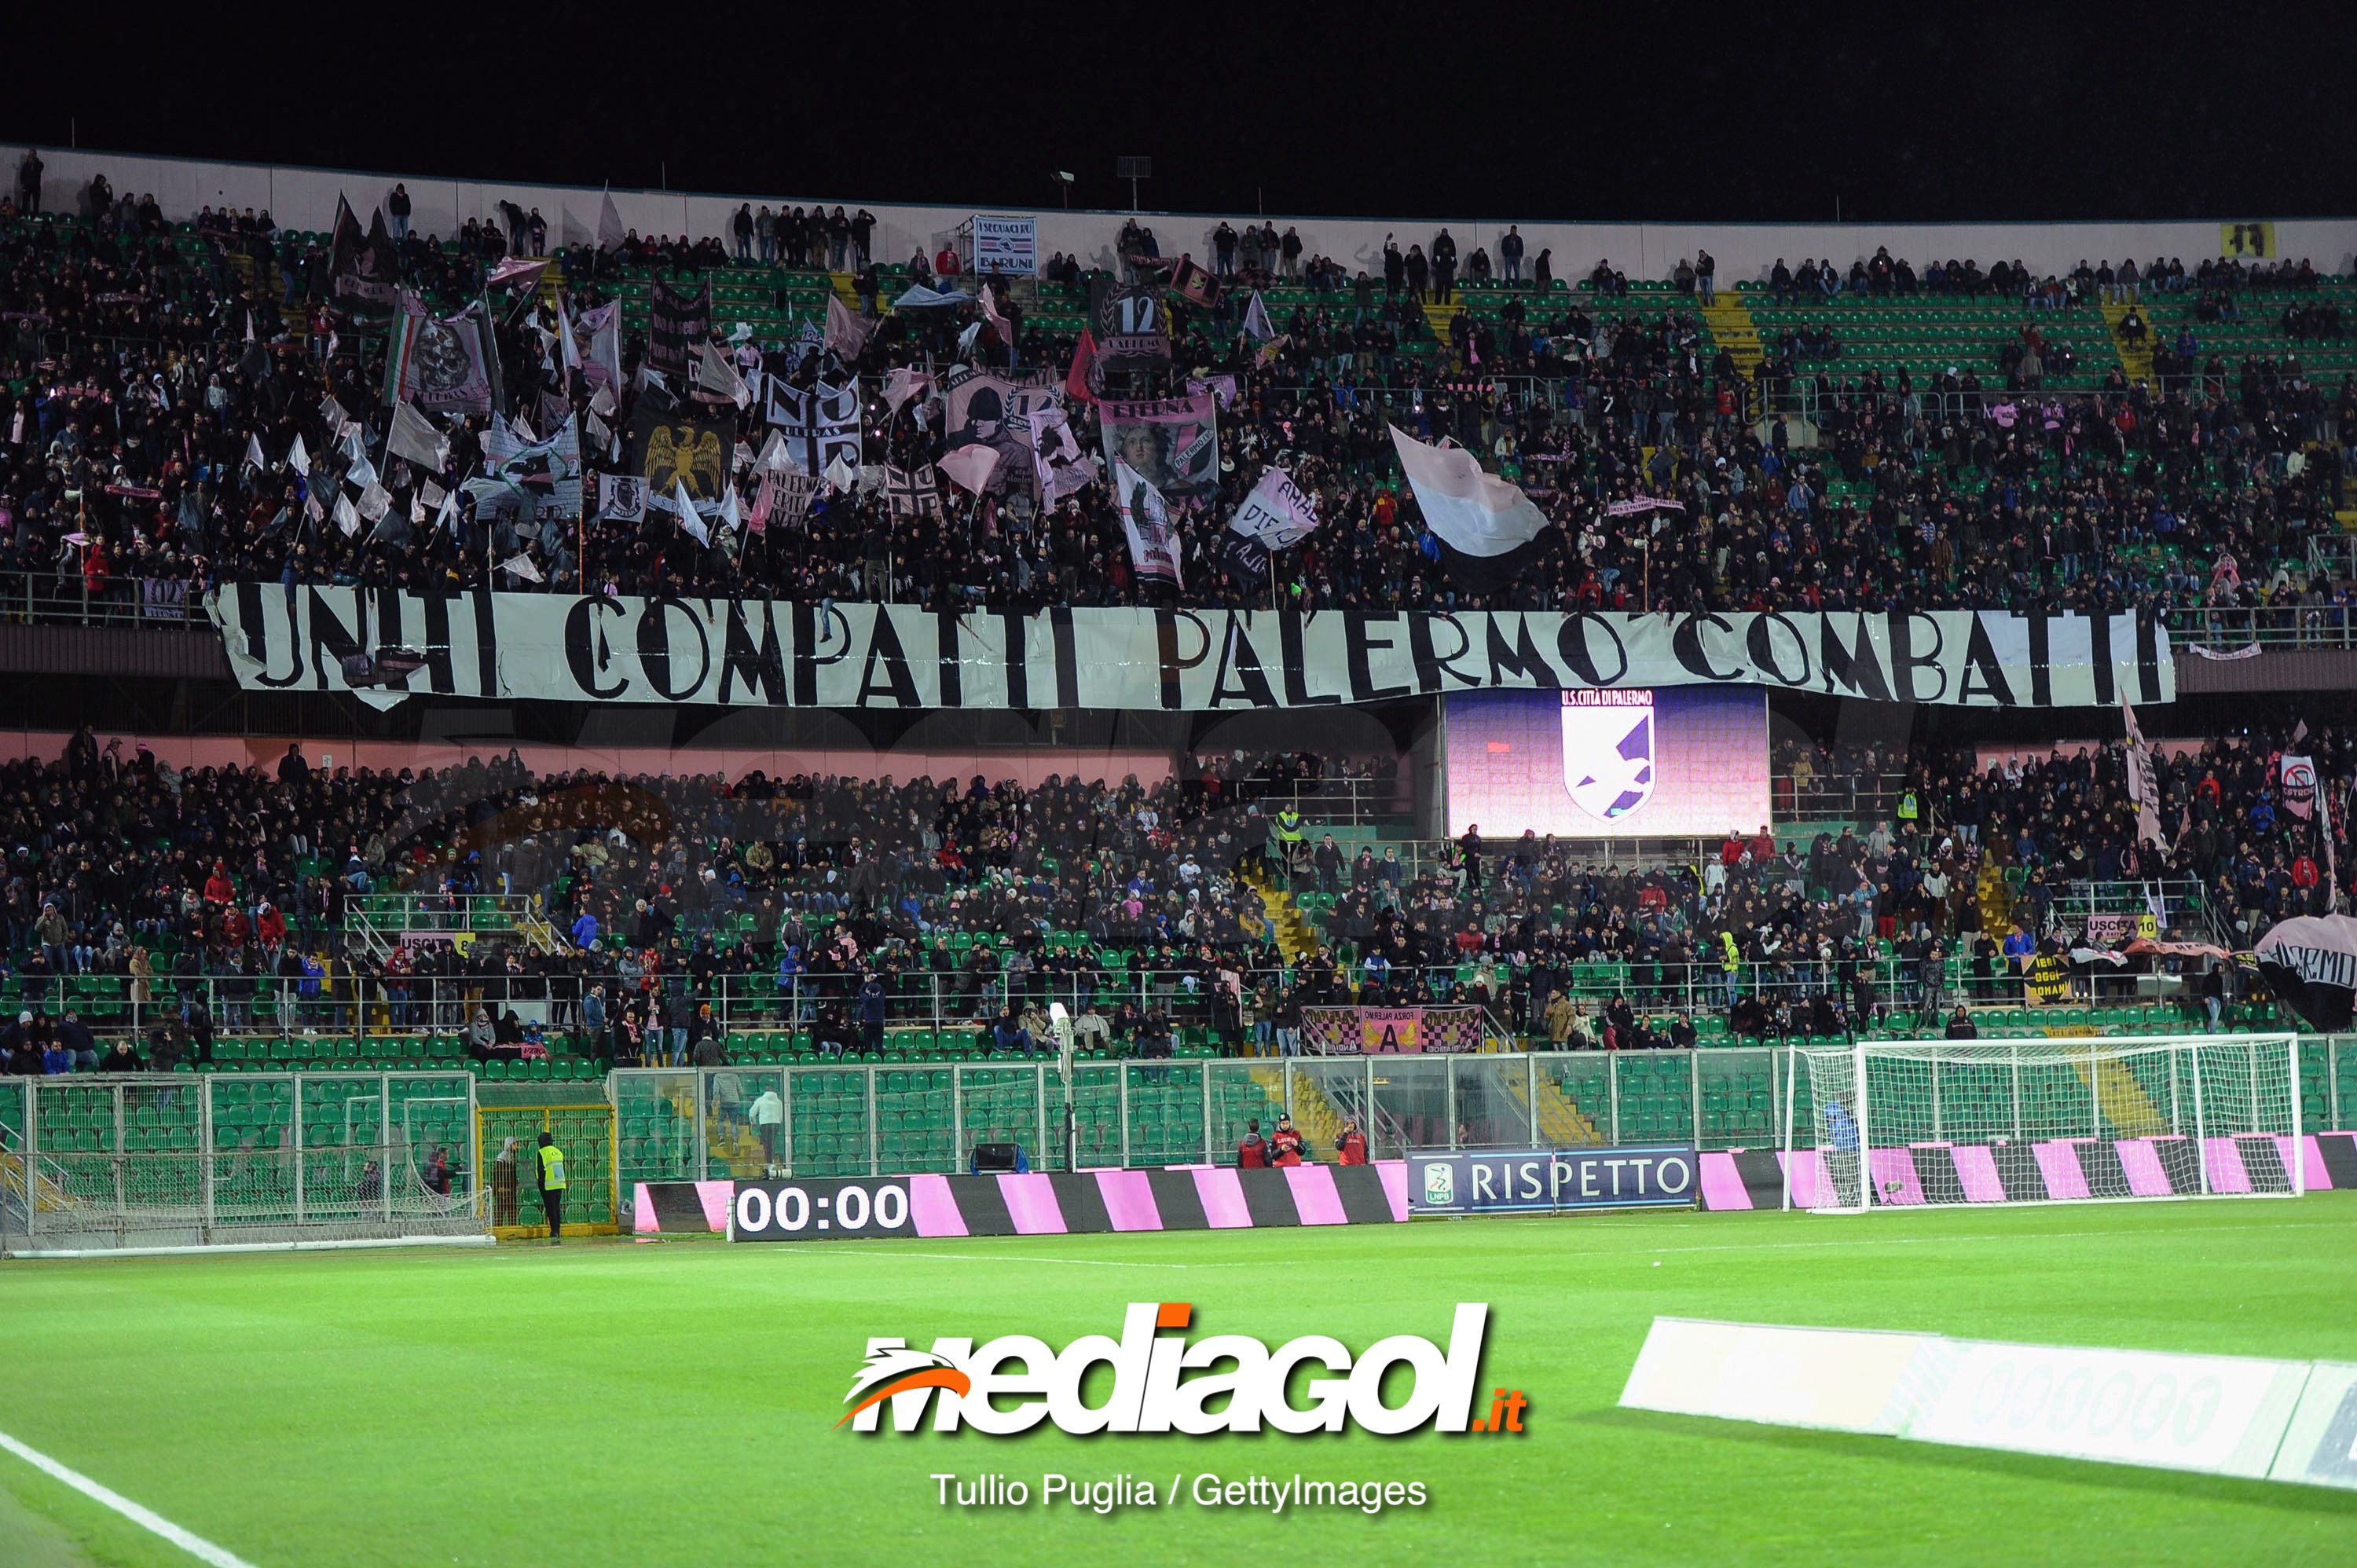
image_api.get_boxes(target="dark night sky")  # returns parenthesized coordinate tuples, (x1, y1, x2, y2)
(10, 5, 2353, 224)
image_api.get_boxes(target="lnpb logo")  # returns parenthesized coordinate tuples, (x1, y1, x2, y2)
(1561, 688, 1655, 822)
(843, 1302, 1523, 1436)
(1422, 1162, 1455, 1207)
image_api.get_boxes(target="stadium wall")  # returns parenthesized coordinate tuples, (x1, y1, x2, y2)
(8, 142, 2354, 284)
(0, 729, 1184, 787)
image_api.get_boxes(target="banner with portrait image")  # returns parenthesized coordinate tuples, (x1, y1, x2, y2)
(940, 368, 1062, 497)
(1099, 394, 1219, 504)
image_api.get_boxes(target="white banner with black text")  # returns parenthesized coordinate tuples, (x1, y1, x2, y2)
(206, 589, 2173, 712)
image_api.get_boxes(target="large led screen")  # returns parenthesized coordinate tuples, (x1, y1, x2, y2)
(1443, 687, 1772, 838)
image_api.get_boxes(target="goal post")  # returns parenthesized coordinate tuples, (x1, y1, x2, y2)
(1784, 1035, 2302, 1213)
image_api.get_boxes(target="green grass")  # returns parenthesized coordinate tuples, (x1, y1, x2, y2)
(2, 1200, 2355, 1566)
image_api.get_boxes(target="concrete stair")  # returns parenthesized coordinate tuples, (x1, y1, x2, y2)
(1697, 294, 1765, 378)
(2077, 1055, 2169, 1138)
(1420, 299, 1464, 365)
(1248, 1064, 1348, 1149)
(2100, 299, 2157, 385)
(1508, 1067, 1605, 1145)
(1239, 864, 1321, 963)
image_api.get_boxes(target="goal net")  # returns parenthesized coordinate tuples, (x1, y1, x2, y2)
(1784, 1035, 2301, 1212)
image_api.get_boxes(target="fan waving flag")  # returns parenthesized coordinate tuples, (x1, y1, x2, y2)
(1388, 424, 1557, 592)
(1168, 257, 1222, 308)
(673, 478, 709, 547)
(885, 464, 944, 519)
(882, 367, 933, 416)
(1113, 460, 1184, 586)
(387, 401, 449, 471)
(1241, 291, 1275, 342)
(1065, 328, 1102, 405)
(1229, 465, 1319, 549)
(825, 294, 872, 360)
(597, 188, 626, 253)
(937, 443, 1002, 496)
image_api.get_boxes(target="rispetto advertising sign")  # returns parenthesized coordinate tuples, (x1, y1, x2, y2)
(1409, 1145, 1697, 1214)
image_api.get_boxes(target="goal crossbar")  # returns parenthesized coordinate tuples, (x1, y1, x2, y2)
(1782, 1034, 2302, 1213)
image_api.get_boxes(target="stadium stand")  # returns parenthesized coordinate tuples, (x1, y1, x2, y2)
(0, 156, 2347, 628)
(0, 148, 2352, 1186)
(0, 713, 2324, 1089)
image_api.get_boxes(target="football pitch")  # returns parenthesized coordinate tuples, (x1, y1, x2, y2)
(2, 1198, 2355, 1566)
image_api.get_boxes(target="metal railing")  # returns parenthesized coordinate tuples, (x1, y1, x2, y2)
(0, 570, 196, 628)
(1237, 773, 1407, 827)
(2168, 603, 2357, 651)
(1776, 774, 1907, 826)
(15, 940, 2260, 1056)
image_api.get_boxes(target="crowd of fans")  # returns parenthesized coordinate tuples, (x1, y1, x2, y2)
(0, 157, 2349, 626)
(0, 709, 2333, 1073)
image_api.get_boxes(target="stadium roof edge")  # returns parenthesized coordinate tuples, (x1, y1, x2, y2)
(10, 138, 2357, 237)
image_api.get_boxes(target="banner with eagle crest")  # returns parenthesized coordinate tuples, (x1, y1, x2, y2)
(631, 405, 735, 515)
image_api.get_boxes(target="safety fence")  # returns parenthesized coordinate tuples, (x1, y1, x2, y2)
(609, 1042, 2357, 1187)
(0, 1070, 479, 1252)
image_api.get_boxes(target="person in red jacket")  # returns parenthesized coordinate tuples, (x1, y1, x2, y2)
(1334, 1116, 1369, 1165)
(1236, 1119, 1269, 1168)
(1270, 1113, 1306, 1167)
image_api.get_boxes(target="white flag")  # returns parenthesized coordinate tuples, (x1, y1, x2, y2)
(333, 491, 361, 537)
(1229, 465, 1320, 549)
(357, 481, 392, 522)
(695, 340, 750, 408)
(557, 295, 581, 376)
(883, 367, 933, 416)
(825, 293, 871, 359)
(823, 454, 860, 494)
(757, 429, 801, 474)
(244, 433, 266, 471)
(1387, 425, 1546, 558)
(387, 401, 448, 471)
(434, 486, 461, 537)
(673, 478, 709, 546)
(499, 553, 545, 583)
(1113, 459, 1184, 586)
(1241, 291, 1275, 342)
(717, 484, 742, 536)
(597, 188, 625, 252)
(287, 434, 310, 477)
(2121, 695, 2168, 850)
